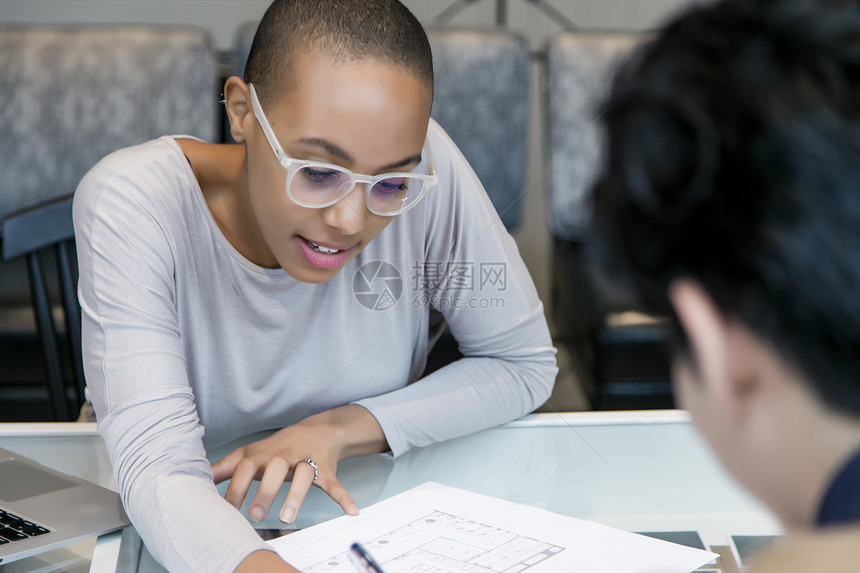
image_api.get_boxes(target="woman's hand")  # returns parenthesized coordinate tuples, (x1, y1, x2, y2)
(211, 404, 388, 524)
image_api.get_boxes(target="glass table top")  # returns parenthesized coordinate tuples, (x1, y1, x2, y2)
(0, 411, 783, 572)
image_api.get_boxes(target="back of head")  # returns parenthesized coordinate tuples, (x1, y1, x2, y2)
(592, 0, 860, 415)
(244, 0, 433, 106)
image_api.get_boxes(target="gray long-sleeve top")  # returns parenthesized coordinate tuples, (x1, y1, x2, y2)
(73, 120, 558, 572)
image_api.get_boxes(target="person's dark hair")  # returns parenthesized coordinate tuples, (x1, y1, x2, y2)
(244, 0, 433, 106)
(592, 0, 860, 415)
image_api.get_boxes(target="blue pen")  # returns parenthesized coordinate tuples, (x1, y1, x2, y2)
(349, 542, 386, 573)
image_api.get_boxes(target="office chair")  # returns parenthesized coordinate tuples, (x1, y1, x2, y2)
(0, 24, 218, 420)
(1, 195, 81, 421)
(544, 30, 674, 409)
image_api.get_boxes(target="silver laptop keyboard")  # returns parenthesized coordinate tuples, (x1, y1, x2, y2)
(0, 509, 51, 544)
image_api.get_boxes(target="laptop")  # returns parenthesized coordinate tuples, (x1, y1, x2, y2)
(0, 446, 130, 564)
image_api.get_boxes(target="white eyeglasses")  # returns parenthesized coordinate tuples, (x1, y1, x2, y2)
(248, 83, 438, 216)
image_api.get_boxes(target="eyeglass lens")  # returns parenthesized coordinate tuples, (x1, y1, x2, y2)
(291, 165, 426, 214)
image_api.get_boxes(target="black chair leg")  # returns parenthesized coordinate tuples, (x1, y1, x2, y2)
(57, 242, 85, 409)
(27, 253, 70, 421)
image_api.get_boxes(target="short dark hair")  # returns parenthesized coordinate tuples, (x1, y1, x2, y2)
(592, 0, 860, 415)
(244, 0, 433, 106)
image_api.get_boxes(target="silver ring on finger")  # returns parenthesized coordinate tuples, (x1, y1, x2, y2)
(301, 457, 319, 481)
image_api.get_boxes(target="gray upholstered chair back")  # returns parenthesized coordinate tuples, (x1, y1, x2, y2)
(0, 24, 218, 223)
(230, 23, 530, 231)
(426, 27, 530, 231)
(544, 31, 644, 240)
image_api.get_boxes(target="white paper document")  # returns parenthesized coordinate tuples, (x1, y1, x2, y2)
(268, 482, 717, 572)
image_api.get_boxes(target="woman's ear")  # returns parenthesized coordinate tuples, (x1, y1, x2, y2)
(223, 76, 252, 143)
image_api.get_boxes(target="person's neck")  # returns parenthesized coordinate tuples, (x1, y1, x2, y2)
(178, 140, 278, 268)
(766, 389, 860, 530)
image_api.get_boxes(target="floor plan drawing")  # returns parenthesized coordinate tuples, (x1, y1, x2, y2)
(304, 510, 565, 572)
(268, 482, 716, 573)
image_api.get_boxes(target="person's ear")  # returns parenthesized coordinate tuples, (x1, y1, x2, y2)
(223, 76, 252, 143)
(669, 279, 756, 418)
